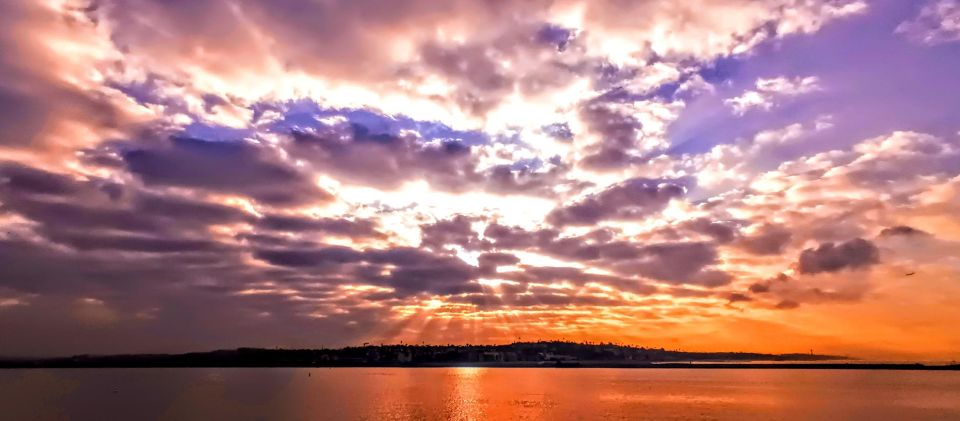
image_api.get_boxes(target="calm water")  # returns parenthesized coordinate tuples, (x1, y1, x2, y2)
(1, 368, 959, 420)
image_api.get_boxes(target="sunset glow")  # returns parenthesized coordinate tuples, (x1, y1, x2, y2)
(2, 0, 960, 361)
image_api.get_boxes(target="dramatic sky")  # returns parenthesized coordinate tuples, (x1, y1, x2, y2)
(2, 0, 959, 359)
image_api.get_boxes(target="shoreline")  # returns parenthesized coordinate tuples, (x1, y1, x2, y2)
(3, 361, 958, 370)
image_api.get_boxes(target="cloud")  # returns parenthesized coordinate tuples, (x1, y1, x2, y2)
(896, 0, 960, 45)
(6, 0, 960, 358)
(477, 252, 520, 274)
(283, 108, 569, 196)
(797, 238, 880, 274)
(684, 116, 834, 192)
(608, 242, 731, 286)
(685, 218, 740, 244)
(725, 76, 821, 115)
(0, 162, 80, 196)
(737, 224, 793, 255)
(253, 245, 483, 296)
(0, 1, 142, 154)
(44, 231, 227, 253)
(420, 215, 483, 251)
(879, 225, 929, 238)
(255, 214, 383, 238)
(775, 300, 800, 310)
(547, 178, 685, 226)
(122, 136, 332, 206)
(577, 98, 652, 169)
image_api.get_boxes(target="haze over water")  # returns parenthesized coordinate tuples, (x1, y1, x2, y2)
(3, 368, 959, 420)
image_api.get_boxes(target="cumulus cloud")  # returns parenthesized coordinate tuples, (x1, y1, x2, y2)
(576, 98, 661, 170)
(896, 0, 960, 45)
(797, 238, 880, 274)
(547, 178, 685, 226)
(122, 136, 333, 206)
(609, 242, 732, 286)
(879, 225, 930, 238)
(254, 214, 384, 239)
(725, 76, 822, 115)
(279, 106, 572, 196)
(683, 116, 834, 192)
(6, 0, 960, 357)
(0, 1, 145, 157)
(737, 224, 793, 256)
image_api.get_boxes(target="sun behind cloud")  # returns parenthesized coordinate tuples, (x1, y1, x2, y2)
(1, 0, 959, 360)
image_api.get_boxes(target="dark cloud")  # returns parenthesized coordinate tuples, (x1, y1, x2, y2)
(879, 225, 929, 237)
(0, 1, 134, 151)
(432, 221, 729, 287)
(609, 242, 729, 286)
(0, 164, 254, 238)
(44, 231, 227, 253)
(0, 234, 398, 355)
(477, 252, 520, 275)
(409, 21, 584, 116)
(483, 223, 557, 249)
(4, 196, 168, 235)
(577, 99, 645, 170)
(378, 261, 481, 296)
(254, 246, 482, 297)
(775, 300, 800, 310)
(547, 178, 685, 226)
(542, 122, 573, 142)
(536, 24, 575, 52)
(253, 246, 365, 268)
(123, 136, 332, 206)
(685, 218, 740, 244)
(0, 162, 79, 195)
(484, 163, 572, 196)
(420, 215, 483, 251)
(746, 273, 789, 296)
(290, 123, 477, 190)
(797, 238, 880, 274)
(255, 214, 383, 238)
(0, 0, 912, 358)
(500, 265, 656, 294)
(737, 224, 792, 255)
(133, 193, 250, 226)
(289, 120, 565, 196)
(0, 237, 248, 297)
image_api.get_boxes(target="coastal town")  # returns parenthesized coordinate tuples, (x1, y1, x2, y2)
(1, 341, 849, 368)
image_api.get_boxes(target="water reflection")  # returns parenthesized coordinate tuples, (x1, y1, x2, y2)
(1, 368, 959, 420)
(450, 367, 484, 419)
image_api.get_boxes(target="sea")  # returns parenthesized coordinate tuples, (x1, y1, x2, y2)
(1, 367, 959, 420)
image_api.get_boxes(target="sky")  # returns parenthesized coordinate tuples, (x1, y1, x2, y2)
(1, 0, 959, 360)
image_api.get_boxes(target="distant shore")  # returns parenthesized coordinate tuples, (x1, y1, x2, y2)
(3, 360, 959, 370)
(4, 341, 956, 370)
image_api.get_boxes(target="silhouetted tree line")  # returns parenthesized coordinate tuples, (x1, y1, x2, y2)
(0, 341, 855, 368)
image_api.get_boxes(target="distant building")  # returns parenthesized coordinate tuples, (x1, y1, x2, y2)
(543, 352, 577, 362)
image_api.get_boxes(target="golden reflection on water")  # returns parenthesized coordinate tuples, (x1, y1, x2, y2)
(2, 368, 960, 420)
(450, 367, 483, 420)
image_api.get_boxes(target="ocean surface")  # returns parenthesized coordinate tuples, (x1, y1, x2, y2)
(2, 367, 959, 420)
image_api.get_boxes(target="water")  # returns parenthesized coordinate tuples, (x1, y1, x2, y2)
(1, 368, 959, 420)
